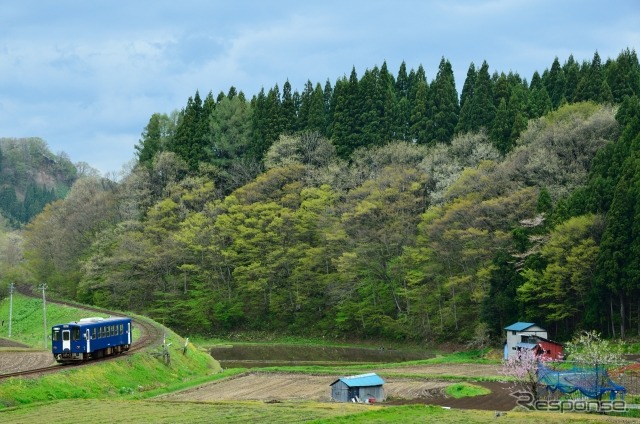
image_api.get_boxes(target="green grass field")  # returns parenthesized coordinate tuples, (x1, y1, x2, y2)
(1, 400, 635, 424)
(2, 293, 639, 423)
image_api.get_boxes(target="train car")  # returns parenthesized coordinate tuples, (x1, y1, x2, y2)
(51, 316, 132, 363)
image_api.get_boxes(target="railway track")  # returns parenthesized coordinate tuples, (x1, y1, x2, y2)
(0, 287, 165, 380)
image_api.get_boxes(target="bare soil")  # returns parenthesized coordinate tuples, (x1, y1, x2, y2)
(161, 363, 519, 411)
(0, 338, 29, 348)
(161, 373, 452, 403)
(0, 350, 57, 374)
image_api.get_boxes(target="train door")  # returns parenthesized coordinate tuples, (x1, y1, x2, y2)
(127, 322, 131, 345)
(62, 329, 71, 351)
(86, 329, 91, 354)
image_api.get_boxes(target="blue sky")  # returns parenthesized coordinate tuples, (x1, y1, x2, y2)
(1, 1, 639, 176)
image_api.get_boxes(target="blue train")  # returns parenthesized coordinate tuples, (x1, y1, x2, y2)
(51, 316, 132, 363)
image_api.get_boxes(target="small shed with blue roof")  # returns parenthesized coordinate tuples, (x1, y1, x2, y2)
(330, 372, 385, 403)
(504, 322, 548, 359)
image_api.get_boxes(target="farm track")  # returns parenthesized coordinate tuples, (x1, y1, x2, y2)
(0, 286, 164, 380)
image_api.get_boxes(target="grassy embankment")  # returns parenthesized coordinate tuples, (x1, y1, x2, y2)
(0, 293, 223, 409)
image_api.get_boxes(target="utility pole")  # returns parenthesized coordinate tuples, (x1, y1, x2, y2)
(39, 284, 47, 349)
(8, 283, 14, 338)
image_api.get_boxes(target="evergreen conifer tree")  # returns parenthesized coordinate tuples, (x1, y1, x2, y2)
(426, 57, 459, 144)
(545, 57, 567, 108)
(459, 62, 476, 111)
(249, 87, 274, 161)
(306, 83, 327, 133)
(331, 70, 360, 158)
(395, 61, 411, 140)
(563, 55, 581, 103)
(281, 80, 297, 134)
(606, 48, 640, 103)
(297, 80, 315, 131)
(456, 61, 496, 134)
(409, 80, 429, 143)
(490, 98, 511, 154)
(168, 90, 211, 170)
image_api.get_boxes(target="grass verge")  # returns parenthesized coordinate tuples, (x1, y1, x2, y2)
(1, 401, 635, 424)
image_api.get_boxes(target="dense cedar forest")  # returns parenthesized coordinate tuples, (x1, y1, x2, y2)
(2, 48, 640, 344)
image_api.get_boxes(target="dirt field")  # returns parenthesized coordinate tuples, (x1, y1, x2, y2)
(161, 373, 453, 403)
(0, 338, 57, 375)
(0, 338, 30, 349)
(160, 363, 519, 411)
(0, 351, 56, 374)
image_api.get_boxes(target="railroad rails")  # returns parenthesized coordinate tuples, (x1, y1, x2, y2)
(0, 288, 164, 380)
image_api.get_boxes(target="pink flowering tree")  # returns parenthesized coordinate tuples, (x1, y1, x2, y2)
(501, 348, 545, 401)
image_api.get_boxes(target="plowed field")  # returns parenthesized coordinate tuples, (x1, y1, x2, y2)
(160, 363, 519, 411)
(162, 373, 452, 402)
(0, 351, 56, 374)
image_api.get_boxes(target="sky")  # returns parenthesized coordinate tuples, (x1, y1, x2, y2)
(1, 1, 639, 177)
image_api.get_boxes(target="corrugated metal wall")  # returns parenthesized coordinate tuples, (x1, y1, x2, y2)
(331, 381, 349, 402)
(330, 381, 385, 403)
(359, 385, 384, 402)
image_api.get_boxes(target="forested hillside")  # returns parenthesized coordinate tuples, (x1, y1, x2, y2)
(5, 48, 640, 343)
(0, 137, 78, 226)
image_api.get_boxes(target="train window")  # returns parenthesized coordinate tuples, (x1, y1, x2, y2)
(92, 328, 96, 340)
(72, 328, 80, 341)
(100, 327, 104, 338)
(52, 329, 60, 341)
(119, 324, 123, 334)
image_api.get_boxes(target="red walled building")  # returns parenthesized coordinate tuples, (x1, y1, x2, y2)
(531, 336, 564, 360)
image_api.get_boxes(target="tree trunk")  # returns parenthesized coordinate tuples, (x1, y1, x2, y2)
(451, 286, 458, 331)
(438, 297, 444, 332)
(619, 292, 626, 340)
(610, 297, 616, 338)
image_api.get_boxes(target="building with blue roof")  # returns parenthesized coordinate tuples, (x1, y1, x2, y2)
(504, 322, 548, 359)
(330, 372, 385, 402)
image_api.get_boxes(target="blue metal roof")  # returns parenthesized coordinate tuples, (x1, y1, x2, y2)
(504, 322, 537, 331)
(331, 373, 384, 387)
